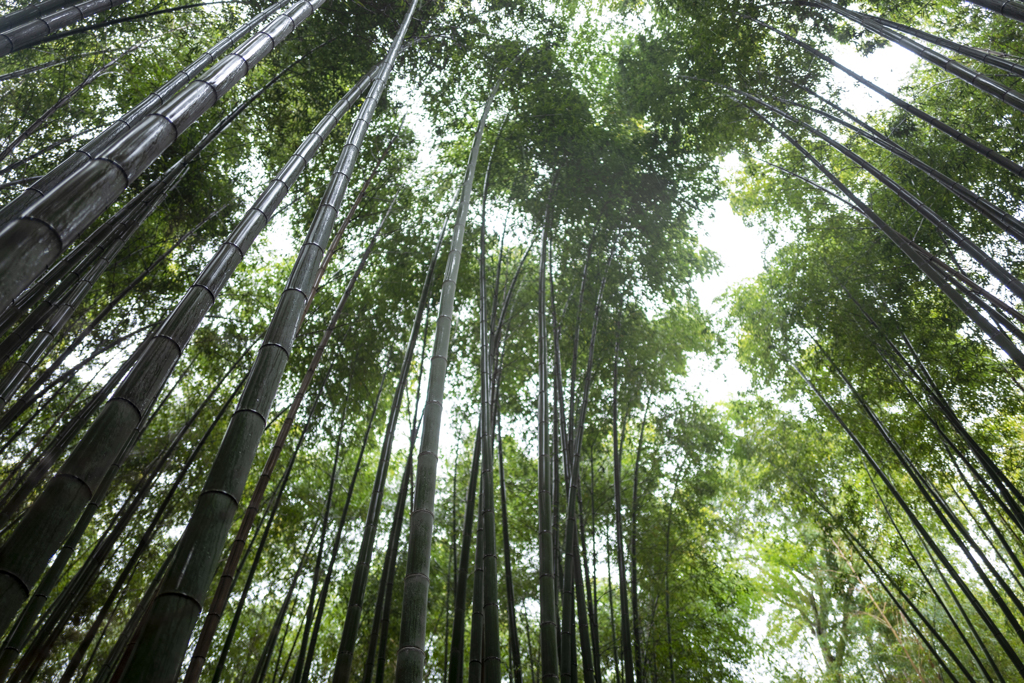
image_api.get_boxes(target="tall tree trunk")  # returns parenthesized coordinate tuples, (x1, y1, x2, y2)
(611, 352, 635, 683)
(0, 65, 373, 638)
(394, 59, 511, 683)
(184, 194, 393, 683)
(115, 37, 403, 677)
(536, 215, 560, 683)
(497, 416, 524, 683)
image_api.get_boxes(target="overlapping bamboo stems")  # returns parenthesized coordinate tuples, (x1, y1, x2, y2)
(0, 0, 320, 305)
(0, 170, 183, 358)
(736, 101, 1024, 372)
(245, 532, 320, 683)
(0, 47, 309, 365)
(861, 458, 1002, 682)
(128, 204, 395, 683)
(628, 407, 646, 683)
(394, 54, 510, 682)
(209, 398, 351, 683)
(830, 510, 966, 681)
(849, 10, 1024, 78)
(558, 248, 609, 683)
(0, 354, 114, 507)
(747, 17, 1024, 180)
(469, 455, 487, 683)
(792, 363, 1024, 676)
(298, 412, 350, 683)
(115, 43, 405, 677)
(449, 230, 528, 683)
(0, 202, 220, 411)
(815, 0, 1024, 114)
(0, 320, 153, 446)
(278, 396, 338, 683)
(0, 326, 166, 526)
(0, 345, 250, 679)
(0, 44, 141, 165)
(367, 342, 430, 683)
(496, 413, 524, 683)
(201, 401, 317, 683)
(0, 0, 285, 239)
(89, 543, 176, 683)
(802, 473, 969, 677)
(0, 66, 377, 638)
(792, 88, 1024, 243)
(33, 1, 256, 46)
(0, 58, 355, 475)
(812, 341, 1024, 639)
(536, 220, 560, 683)
(4, 365, 196, 682)
(742, 102, 1024, 573)
(475, 140, 502, 683)
(361, 450, 415, 683)
(330, 200, 439, 683)
(869, 341, 1024, 590)
(848, 295, 1024, 549)
(610, 349, 636, 683)
(58, 371, 252, 683)
(184, 195, 395, 683)
(749, 123, 1024, 352)
(0, 203, 228, 423)
(189, 378, 332, 680)
(0, 358, 87, 478)
(728, 85, 1024, 306)
(0, 0, 133, 56)
(761, 109, 1024, 344)
(849, 293, 1024, 532)
(448, 422, 483, 683)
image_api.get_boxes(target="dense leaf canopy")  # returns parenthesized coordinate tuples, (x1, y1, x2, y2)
(1, 0, 1024, 680)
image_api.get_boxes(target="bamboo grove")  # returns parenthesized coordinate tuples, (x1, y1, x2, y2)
(1, 0, 1024, 679)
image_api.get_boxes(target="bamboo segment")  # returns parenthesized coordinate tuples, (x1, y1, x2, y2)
(817, 0, 1024, 113)
(0, 0, 132, 56)
(966, 0, 1024, 20)
(0, 0, 286, 248)
(394, 68, 502, 683)
(0, 0, 75, 32)
(117, 17, 408, 677)
(0, 0, 309, 307)
(538, 225, 559, 683)
(331, 210, 443, 683)
(751, 18, 1024, 179)
(0, 74, 371, 638)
